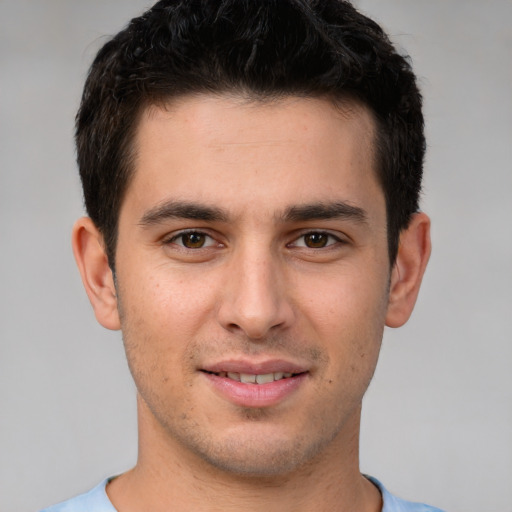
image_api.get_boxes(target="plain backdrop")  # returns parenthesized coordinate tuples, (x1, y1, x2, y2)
(1, 1, 511, 511)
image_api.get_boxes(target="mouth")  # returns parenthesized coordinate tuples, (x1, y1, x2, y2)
(200, 365, 309, 408)
(202, 370, 300, 384)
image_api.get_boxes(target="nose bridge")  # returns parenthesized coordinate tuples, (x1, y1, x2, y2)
(217, 239, 292, 339)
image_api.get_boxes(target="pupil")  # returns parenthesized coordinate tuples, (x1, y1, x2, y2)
(306, 233, 327, 248)
(184, 233, 204, 248)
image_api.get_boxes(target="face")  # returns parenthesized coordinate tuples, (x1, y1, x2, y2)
(114, 95, 391, 476)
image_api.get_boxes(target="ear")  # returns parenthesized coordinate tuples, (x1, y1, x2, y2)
(72, 217, 121, 330)
(385, 212, 431, 328)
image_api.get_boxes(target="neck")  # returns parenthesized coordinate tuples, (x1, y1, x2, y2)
(107, 396, 381, 512)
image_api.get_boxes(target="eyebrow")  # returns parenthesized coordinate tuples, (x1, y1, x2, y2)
(138, 199, 368, 227)
(139, 200, 228, 226)
(282, 202, 368, 224)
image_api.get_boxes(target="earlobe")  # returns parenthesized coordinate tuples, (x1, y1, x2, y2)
(385, 212, 431, 328)
(71, 217, 121, 330)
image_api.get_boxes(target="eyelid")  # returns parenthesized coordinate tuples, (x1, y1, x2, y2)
(288, 230, 346, 248)
(163, 229, 220, 248)
(160, 228, 347, 250)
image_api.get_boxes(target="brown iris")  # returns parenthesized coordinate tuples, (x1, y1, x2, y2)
(181, 232, 207, 248)
(304, 233, 329, 248)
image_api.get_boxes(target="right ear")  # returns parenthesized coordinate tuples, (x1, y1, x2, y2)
(71, 217, 121, 330)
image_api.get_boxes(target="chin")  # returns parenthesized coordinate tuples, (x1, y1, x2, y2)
(184, 423, 338, 479)
(198, 445, 310, 478)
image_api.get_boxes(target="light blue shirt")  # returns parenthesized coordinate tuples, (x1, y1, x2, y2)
(40, 476, 445, 512)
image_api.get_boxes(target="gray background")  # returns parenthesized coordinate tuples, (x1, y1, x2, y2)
(1, 1, 511, 511)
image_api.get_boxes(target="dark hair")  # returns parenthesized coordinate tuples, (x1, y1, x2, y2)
(76, 0, 425, 268)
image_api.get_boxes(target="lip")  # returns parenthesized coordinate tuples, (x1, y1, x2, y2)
(201, 358, 309, 408)
(202, 358, 307, 375)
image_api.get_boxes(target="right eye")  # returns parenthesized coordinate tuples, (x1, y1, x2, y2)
(166, 231, 217, 249)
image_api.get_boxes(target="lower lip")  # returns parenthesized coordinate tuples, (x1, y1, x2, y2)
(203, 372, 308, 408)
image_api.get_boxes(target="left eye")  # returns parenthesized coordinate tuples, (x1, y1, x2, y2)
(168, 231, 217, 249)
(292, 232, 340, 249)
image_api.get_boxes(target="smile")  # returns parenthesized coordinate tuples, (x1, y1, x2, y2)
(202, 368, 308, 408)
(208, 371, 295, 384)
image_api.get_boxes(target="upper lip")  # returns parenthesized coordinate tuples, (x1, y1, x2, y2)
(201, 358, 309, 375)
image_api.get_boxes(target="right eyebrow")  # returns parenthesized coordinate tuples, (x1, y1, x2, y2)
(138, 200, 229, 227)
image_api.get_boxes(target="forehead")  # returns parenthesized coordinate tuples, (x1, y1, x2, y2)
(124, 94, 382, 221)
(139, 94, 376, 157)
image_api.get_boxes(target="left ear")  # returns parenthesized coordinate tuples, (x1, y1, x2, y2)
(385, 212, 431, 328)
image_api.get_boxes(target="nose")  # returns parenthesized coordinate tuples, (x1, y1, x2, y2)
(216, 247, 295, 340)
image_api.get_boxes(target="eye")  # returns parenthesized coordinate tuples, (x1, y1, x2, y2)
(167, 231, 217, 249)
(291, 232, 341, 249)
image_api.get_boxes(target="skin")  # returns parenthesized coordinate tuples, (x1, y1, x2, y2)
(73, 94, 431, 511)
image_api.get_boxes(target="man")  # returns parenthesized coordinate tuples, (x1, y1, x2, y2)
(42, 1, 441, 510)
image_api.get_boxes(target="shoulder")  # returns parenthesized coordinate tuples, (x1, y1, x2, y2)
(39, 479, 116, 512)
(367, 476, 446, 512)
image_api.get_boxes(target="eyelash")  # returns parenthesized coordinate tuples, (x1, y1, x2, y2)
(289, 231, 343, 249)
(163, 230, 344, 250)
(164, 230, 219, 249)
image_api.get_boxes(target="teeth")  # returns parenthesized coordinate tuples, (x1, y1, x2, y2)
(240, 373, 256, 384)
(256, 373, 274, 384)
(220, 371, 295, 384)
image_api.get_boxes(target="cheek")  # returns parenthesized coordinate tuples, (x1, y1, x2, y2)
(298, 264, 388, 383)
(116, 278, 178, 377)
(116, 266, 220, 387)
(300, 262, 389, 335)
(121, 268, 216, 332)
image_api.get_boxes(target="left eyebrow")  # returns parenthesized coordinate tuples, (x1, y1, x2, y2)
(282, 201, 368, 224)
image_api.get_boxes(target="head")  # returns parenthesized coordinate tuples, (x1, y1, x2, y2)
(72, 0, 430, 481)
(76, 0, 425, 270)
